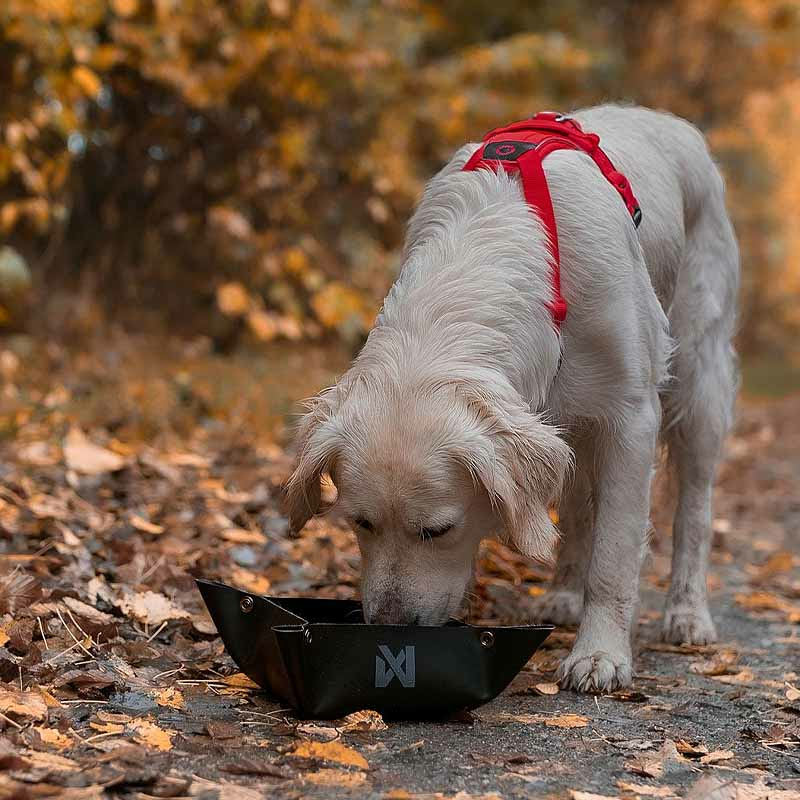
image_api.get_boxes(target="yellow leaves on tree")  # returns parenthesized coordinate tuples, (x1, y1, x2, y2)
(311, 282, 373, 334)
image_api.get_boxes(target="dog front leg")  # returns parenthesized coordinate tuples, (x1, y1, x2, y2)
(530, 456, 593, 628)
(557, 393, 660, 693)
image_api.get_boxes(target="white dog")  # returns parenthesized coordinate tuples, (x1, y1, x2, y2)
(285, 104, 739, 693)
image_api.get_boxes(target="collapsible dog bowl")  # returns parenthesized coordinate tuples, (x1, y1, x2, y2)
(197, 578, 553, 718)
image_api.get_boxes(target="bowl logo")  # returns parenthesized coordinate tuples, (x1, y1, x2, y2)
(375, 644, 416, 688)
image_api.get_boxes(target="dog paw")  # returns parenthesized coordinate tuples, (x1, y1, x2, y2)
(557, 648, 633, 693)
(530, 589, 583, 628)
(662, 604, 717, 645)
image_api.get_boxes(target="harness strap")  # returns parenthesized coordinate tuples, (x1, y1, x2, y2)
(461, 112, 641, 329)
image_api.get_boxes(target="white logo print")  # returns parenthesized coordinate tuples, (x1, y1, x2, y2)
(375, 644, 416, 688)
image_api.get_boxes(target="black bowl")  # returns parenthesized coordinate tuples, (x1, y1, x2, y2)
(196, 578, 553, 719)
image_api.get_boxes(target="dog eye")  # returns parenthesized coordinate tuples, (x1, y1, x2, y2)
(420, 523, 454, 541)
(354, 517, 374, 533)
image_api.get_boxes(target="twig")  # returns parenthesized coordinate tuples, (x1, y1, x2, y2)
(18, 665, 23, 692)
(64, 607, 91, 641)
(37, 617, 49, 650)
(0, 711, 22, 730)
(84, 730, 123, 743)
(140, 555, 166, 583)
(55, 607, 94, 659)
(152, 666, 185, 682)
(61, 699, 109, 704)
(146, 621, 168, 643)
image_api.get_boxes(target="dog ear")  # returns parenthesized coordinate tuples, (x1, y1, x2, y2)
(283, 389, 342, 534)
(453, 386, 572, 561)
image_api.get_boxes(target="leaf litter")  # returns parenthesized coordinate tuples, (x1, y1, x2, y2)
(0, 340, 798, 798)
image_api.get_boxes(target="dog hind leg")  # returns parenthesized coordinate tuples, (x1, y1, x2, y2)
(661, 195, 738, 645)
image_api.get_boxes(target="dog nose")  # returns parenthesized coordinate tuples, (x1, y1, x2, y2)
(365, 599, 418, 625)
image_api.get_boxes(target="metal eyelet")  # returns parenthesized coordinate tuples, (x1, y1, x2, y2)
(239, 596, 254, 613)
(480, 631, 495, 648)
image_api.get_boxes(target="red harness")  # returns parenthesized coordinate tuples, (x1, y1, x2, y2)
(462, 112, 641, 328)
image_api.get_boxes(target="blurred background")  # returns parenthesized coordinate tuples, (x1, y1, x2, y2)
(1, 0, 799, 443)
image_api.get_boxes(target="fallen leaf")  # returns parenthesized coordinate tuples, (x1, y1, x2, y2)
(230, 568, 271, 595)
(674, 739, 709, 758)
(339, 709, 388, 733)
(222, 528, 267, 545)
(685, 775, 798, 800)
(786, 684, 800, 702)
(63, 428, 125, 475)
(0, 688, 47, 721)
(545, 713, 590, 728)
(689, 649, 739, 677)
(187, 776, 266, 800)
(113, 588, 190, 625)
(500, 712, 589, 728)
(753, 551, 796, 580)
(569, 792, 621, 800)
(303, 768, 368, 787)
(90, 721, 125, 734)
(289, 739, 369, 770)
(710, 668, 755, 685)
(33, 727, 73, 750)
(154, 687, 184, 709)
(0, 571, 41, 614)
(127, 718, 174, 751)
(19, 748, 79, 772)
(617, 781, 675, 797)
(221, 672, 260, 689)
(534, 682, 560, 695)
(130, 515, 165, 535)
(699, 750, 734, 764)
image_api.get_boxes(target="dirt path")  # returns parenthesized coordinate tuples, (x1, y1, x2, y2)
(0, 341, 797, 799)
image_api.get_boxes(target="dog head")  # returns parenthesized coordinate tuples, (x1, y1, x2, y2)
(284, 371, 571, 624)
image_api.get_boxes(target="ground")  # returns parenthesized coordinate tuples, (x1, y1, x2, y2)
(0, 335, 798, 799)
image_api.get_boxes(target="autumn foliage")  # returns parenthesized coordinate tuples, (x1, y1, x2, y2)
(1, 0, 798, 351)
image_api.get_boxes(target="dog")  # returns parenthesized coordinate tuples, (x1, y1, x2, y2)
(285, 104, 739, 693)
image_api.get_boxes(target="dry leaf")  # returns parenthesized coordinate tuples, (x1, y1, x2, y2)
(711, 668, 755, 685)
(339, 709, 388, 733)
(130, 515, 165, 535)
(685, 775, 798, 800)
(290, 740, 369, 770)
(303, 769, 368, 787)
(127, 718, 174, 751)
(230, 568, 271, 595)
(19, 748, 79, 772)
(154, 687, 184, 709)
(114, 588, 190, 625)
(63, 427, 126, 475)
(34, 727, 73, 750)
(689, 648, 738, 676)
(90, 721, 125, 734)
(221, 672, 260, 689)
(221, 528, 267, 545)
(786, 684, 800, 702)
(534, 682, 560, 695)
(0, 688, 48, 721)
(188, 777, 265, 800)
(569, 791, 621, 800)
(699, 750, 734, 764)
(617, 782, 675, 797)
(0, 571, 41, 614)
(545, 713, 590, 728)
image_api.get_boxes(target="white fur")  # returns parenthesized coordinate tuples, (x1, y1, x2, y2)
(285, 104, 739, 693)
